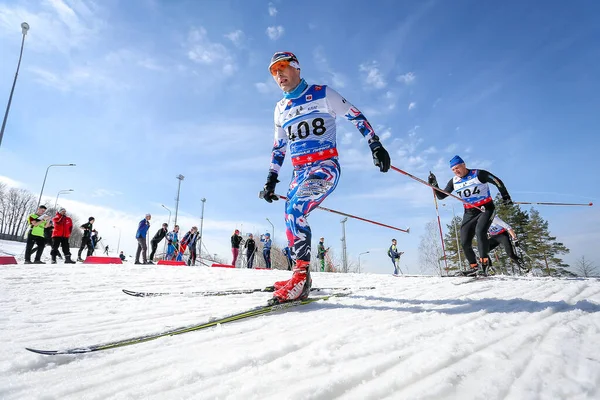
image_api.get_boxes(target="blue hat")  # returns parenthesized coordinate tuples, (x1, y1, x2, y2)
(265, 232, 270, 237)
(449, 155, 465, 168)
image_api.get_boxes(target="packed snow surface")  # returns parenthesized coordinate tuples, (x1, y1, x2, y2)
(1, 241, 599, 399)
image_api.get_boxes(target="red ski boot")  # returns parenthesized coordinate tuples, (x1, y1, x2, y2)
(269, 260, 312, 304)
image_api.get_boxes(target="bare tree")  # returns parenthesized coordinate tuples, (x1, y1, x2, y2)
(574, 256, 598, 277)
(418, 220, 444, 276)
(0, 188, 36, 237)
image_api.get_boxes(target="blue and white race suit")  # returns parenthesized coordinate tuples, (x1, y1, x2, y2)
(268, 80, 378, 262)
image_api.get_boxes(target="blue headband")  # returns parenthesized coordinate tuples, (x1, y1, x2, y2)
(449, 155, 464, 168)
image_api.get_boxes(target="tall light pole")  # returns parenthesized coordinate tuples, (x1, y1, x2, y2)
(198, 198, 206, 262)
(161, 204, 171, 257)
(37, 163, 76, 207)
(340, 217, 348, 273)
(358, 251, 370, 273)
(174, 174, 184, 228)
(266, 217, 274, 243)
(0, 22, 30, 149)
(113, 226, 121, 255)
(54, 189, 73, 209)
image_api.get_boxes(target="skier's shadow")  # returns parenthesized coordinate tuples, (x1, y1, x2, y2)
(304, 295, 600, 315)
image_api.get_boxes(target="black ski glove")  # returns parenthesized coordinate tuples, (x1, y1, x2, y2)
(428, 172, 438, 187)
(261, 172, 280, 203)
(369, 136, 390, 172)
(502, 196, 513, 206)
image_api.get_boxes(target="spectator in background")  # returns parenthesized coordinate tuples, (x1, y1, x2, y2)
(90, 230, 101, 255)
(24, 205, 49, 264)
(51, 208, 76, 264)
(261, 232, 272, 269)
(149, 223, 168, 261)
(231, 229, 243, 266)
(180, 226, 199, 265)
(317, 237, 329, 272)
(77, 217, 95, 262)
(135, 214, 152, 265)
(282, 246, 294, 271)
(119, 251, 126, 262)
(166, 225, 180, 261)
(104, 245, 109, 255)
(387, 238, 404, 276)
(244, 233, 256, 268)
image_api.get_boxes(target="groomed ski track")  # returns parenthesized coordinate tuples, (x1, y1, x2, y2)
(2, 263, 599, 400)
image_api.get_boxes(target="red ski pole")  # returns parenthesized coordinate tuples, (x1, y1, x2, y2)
(389, 165, 485, 212)
(432, 189, 449, 275)
(274, 194, 410, 234)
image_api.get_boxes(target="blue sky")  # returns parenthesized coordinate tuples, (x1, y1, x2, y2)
(0, 0, 598, 273)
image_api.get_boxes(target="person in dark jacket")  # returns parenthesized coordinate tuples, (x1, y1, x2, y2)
(231, 229, 243, 266)
(180, 226, 199, 265)
(282, 246, 294, 271)
(135, 214, 152, 264)
(244, 234, 256, 268)
(119, 251, 126, 262)
(149, 223, 168, 261)
(77, 217, 95, 262)
(51, 208, 76, 264)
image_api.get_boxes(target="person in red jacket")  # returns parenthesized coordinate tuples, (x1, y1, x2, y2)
(51, 208, 76, 264)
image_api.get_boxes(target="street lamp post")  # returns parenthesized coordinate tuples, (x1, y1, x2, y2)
(340, 217, 348, 273)
(54, 189, 73, 209)
(0, 22, 30, 149)
(198, 198, 206, 262)
(174, 174, 184, 228)
(37, 164, 76, 207)
(266, 217, 274, 243)
(358, 251, 370, 273)
(113, 226, 121, 255)
(161, 204, 171, 258)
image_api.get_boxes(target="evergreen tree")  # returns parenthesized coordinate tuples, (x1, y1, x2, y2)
(524, 209, 572, 276)
(443, 215, 465, 273)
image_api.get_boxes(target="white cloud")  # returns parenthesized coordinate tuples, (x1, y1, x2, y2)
(379, 128, 392, 141)
(266, 26, 284, 40)
(0, 0, 103, 54)
(359, 61, 386, 89)
(28, 65, 124, 92)
(408, 102, 416, 110)
(187, 27, 235, 74)
(0, 175, 23, 188)
(313, 47, 346, 88)
(224, 29, 244, 46)
(268, 3, 277, 17)
(91, 189, 123, 198)
(397, 72, 415, 84)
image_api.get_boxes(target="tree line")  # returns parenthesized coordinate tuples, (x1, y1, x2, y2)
(0, 183, 84, 247)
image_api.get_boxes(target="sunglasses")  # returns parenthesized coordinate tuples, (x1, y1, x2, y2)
(270, 60, 290, 76)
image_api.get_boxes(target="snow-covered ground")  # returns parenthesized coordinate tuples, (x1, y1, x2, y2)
(1, 239, 599, 400)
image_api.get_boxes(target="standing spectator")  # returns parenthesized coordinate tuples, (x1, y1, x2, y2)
(317, 237, 329, 272)
(103, 245, 109, 255)
(24, 205, 49, 264)
(135, 214, 152, 265)
(31, 218, 61, 259)
(90, 230, 101, 255)
(77, 217, 95, 262)
(119, 251, 126, 262)
(231, 229, 243, 266)
(179, 226, 199, 264)
(51, 208, 76, 264)
(387, 238, 404, 276)
(244, 234, 256, 268)
(282, 246, 294, 271)
(261, 232, 272, 269)
(166, 225, 180, 261)
(149, 223, 168, 261)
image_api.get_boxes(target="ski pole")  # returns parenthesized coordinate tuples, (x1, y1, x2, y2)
(268, 193, 410, 234)
(432, 187, 449, 275)
(513, 201, 593, 207)
(389, 165, 485, 211)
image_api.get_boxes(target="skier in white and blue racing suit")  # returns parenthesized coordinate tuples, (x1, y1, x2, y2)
(429, 155, 513, 276)
(261, 51, 391, 304)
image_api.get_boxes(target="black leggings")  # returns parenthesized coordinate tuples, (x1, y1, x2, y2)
(460, 205, 495, 265)
(488, 232, 520, 262)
